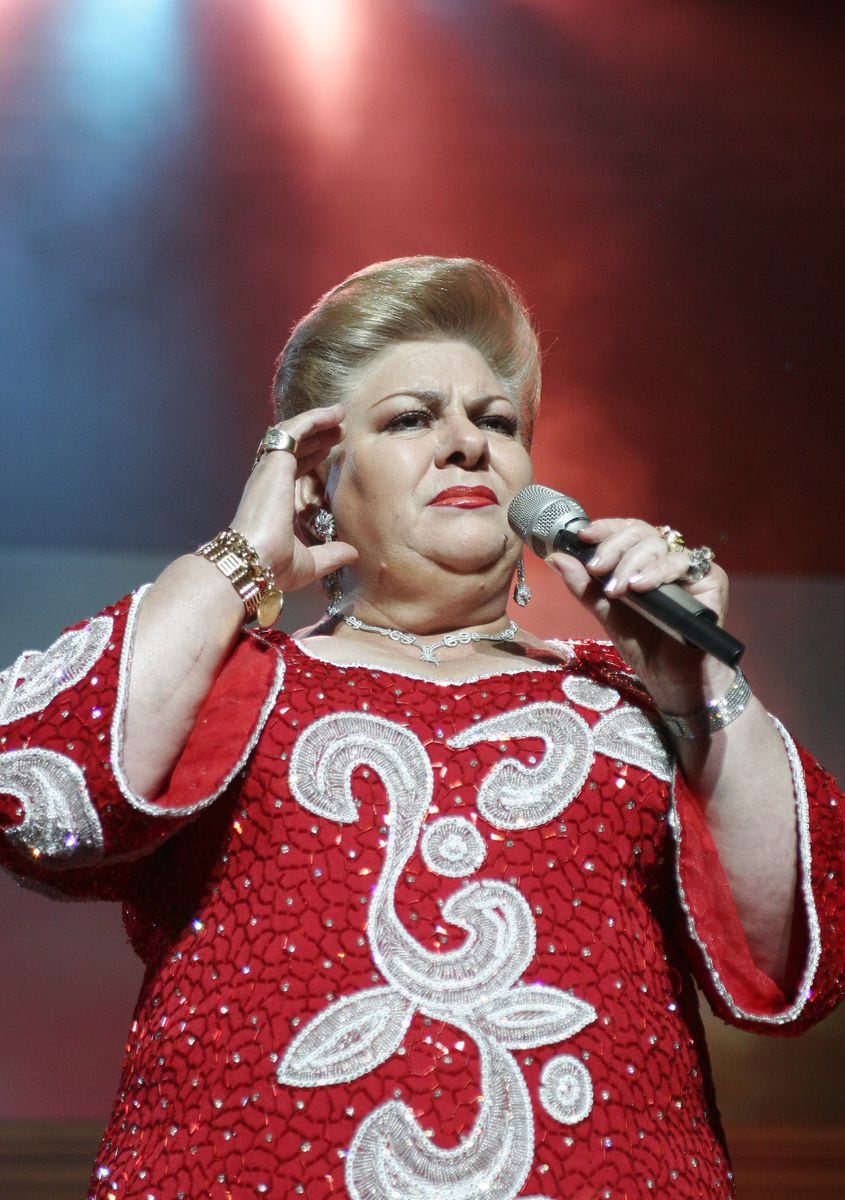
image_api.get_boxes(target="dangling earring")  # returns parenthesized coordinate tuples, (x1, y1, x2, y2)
(312, 508, 344, 616)
(513, 553, 532, 607)
(312, 507, 335, 542)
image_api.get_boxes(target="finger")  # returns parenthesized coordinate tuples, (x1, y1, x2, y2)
(309, 540, 358, 581)
(624, 550, 700, 593)
(576, 517, 648, 543)
(602, 537, 682, 595)
(628, 558, 727, 614)
(253, 410, 345, 477)
(545, 552, 613, 621)
(611, 553, 728, 631)
(260, 404, 345, 453)
(578, 520, 662, 577)
(277, 404, 345, 438)
(254, 424, 340, 465)
(290, 426, 345, 475)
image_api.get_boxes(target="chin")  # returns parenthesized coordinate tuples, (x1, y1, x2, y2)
(428, 536, 512, 576)
(413, 510, 513, 572)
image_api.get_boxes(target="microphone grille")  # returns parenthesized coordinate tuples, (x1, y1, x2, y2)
(508, 485, 587, 541)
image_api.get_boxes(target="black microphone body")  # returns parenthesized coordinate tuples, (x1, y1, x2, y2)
(508, 485, 744, 668)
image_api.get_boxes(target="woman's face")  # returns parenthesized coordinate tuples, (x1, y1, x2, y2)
(325, 339, 533, 592)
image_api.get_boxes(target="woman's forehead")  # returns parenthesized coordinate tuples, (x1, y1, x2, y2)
(343, 339, 513, 409)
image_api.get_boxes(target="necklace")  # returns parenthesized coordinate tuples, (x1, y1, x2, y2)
(342, 614, 519, 666)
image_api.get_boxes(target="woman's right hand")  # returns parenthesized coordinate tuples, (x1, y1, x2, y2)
(123, 405, 356, 800)
(230, 404, 358, 594)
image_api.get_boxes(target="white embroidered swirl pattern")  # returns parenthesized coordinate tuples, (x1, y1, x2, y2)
(448, 702, 594, 829)
(282, 708, 605, 1199)
(593, 706, 672, 782)
(0, 617, 112, 724)
(0, 748, 103, 864)
(420, 815, 486, 877)
(539, 1054, 594, 1124)
(561, 676, 620, 712)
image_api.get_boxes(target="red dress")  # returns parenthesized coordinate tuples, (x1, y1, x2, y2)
(1, 589, 842, 1200)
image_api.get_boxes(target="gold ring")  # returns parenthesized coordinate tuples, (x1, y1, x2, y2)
(655, 525, 685, 553)
(254, 427, 298, 467)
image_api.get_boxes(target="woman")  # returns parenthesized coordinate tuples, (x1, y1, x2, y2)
(0, 257, 841, 1200)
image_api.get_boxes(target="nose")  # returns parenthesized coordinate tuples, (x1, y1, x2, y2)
(434, 413, 489, 469)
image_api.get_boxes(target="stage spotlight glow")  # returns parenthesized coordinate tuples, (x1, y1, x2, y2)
(271, 0, 358, 69)
(0, 0, 35, 89)
(69, 2, 183, 122)
(255, 0, 367, 145)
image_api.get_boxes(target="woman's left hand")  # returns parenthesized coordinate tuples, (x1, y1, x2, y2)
(545, 518, 735, 713)
(549, 518, 803, 989)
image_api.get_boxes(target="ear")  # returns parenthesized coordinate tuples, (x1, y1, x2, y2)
(295, 470, 329, 545)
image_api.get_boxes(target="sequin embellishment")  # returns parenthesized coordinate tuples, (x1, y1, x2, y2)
(420, 815, 486, 877)
(0, 748, 103, 862)
(0, 616, 112, 724)
(282, 712, 598, 1200)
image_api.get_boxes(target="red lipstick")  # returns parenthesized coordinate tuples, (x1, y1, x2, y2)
(429, 486, 498, 508)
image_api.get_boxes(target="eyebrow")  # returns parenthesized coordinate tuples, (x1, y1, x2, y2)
(371, 388, 516, 411)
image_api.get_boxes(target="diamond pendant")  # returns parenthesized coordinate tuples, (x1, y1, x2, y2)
(419, 644, 441, 665)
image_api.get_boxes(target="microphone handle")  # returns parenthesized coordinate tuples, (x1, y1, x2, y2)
(551, 529, 745, 667)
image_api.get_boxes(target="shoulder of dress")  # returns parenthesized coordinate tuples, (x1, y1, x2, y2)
(543, 637, 651, 705)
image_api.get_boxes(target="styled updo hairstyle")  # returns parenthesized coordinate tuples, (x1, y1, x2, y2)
(272, 256, 541, 442)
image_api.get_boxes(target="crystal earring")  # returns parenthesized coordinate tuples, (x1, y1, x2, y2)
(312, 508, 344, 616)
(312, 508, 335, 542)
(513, 553, 532, 607)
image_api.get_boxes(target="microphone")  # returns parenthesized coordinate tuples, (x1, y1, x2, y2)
(508, 484, 744, 667)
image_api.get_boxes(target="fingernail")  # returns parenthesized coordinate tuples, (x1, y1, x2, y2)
(603, 575, 618, 593)
(628, 572, 643, 586)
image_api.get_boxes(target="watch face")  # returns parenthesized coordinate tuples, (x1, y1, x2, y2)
(256, 588, 284, 629)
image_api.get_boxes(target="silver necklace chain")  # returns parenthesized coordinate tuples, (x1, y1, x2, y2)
(342, 614, 519, 666)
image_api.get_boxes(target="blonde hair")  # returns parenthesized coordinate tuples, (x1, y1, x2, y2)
(272, 256, 541, 441)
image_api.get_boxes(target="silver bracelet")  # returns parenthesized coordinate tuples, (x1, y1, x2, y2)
(657, 668, 752, 740)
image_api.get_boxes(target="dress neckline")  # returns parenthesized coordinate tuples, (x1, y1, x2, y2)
(282, 630, 576, 687)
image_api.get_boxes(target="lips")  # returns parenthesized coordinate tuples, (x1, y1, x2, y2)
(429, 486, 499, 508)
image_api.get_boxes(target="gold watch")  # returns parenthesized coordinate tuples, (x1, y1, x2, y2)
(196, 528, 283, 629)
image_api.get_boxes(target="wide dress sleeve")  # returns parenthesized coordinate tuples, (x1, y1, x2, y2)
(671, 725, 844, 1034)
(0, 587, 284, 900)
(579, 637, 844, 1035)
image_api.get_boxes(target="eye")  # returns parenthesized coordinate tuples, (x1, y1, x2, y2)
(477, 414, 519, 437)
(384, 408, 433, 432)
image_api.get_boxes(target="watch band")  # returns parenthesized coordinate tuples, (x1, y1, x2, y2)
(196, 528, 283, 628)
(657, 668, 752, 740)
